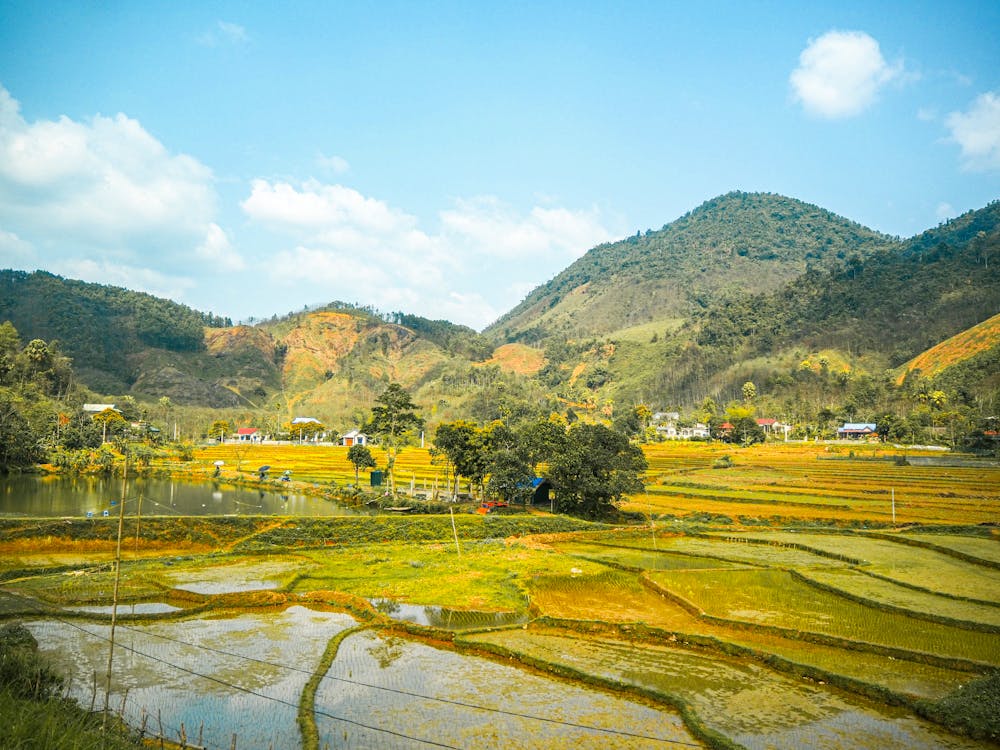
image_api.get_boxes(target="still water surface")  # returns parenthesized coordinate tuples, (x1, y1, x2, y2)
(0, 475, 367, 518)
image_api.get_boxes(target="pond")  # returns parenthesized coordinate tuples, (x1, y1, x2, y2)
(0, 475, 368, 518)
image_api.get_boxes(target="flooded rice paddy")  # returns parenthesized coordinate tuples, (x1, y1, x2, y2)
(6, 517, 999, 748)
(27, 608, 699, 749)
(466, 630, 987, 749)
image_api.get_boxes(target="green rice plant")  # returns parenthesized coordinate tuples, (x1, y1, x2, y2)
(548, 540, 744, 571)
(899, 533, 1000, 566)
(648, 568, 1000, 666)
(798, 568, 1000, 630)
(465, 628, 979, 750)
(729, 531, 1000, 604)
(590, 531, 855, 568)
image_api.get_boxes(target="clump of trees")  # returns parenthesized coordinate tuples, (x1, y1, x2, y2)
(433, 413, 647, 519)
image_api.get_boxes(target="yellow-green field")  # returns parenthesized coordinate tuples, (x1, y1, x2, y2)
(182, 440, 1000, 526)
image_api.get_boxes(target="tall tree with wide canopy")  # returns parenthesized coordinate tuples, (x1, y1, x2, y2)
(367, 382, 423, 494)
(546, 422, 647, 518)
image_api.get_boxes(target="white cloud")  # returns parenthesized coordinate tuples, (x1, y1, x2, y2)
(936, 202, 955, 221)
(57, 258, 196, 302)
(790, 31, 903, 118)
(242, 178, 416, 235)
(197, 20, 249, 47)
(241, 179, 613, 329)
(945, 92, 1000, 172)
(440, 196, 611, 260)
(0, 84, 217, 248)
(195, 223, 245, 271)
(318, 153, 350, 174)
(0, 228, 33, 262)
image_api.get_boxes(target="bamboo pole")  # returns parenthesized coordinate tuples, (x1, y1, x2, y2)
(102, 455, 128, 731)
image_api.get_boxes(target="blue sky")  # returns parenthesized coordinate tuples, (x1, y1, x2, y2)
(0, 1, 997, 330)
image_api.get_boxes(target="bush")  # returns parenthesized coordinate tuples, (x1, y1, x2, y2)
(0, 622, 62, 700)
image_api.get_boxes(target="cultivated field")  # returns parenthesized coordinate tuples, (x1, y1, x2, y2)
(1, 440, 997, 748)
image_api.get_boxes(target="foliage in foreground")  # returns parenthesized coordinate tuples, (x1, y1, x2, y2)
(0, 622, 142, 749)
(917, 671, 1000, 742)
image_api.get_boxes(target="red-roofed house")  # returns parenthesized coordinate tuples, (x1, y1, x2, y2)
(237, 427, 260, 442)
(756, 418, 792, 440)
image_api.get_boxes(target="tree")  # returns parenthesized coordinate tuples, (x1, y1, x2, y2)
(434, 420, 480, 496)
(517, 415, 566, 473)
(347, 443, 376, 484)
(0, 389, 45, 471)
(742, 381, 757, 404)
(93, 408, 126, 443)
(208, 419, 232, 442)
(287, 419, 325, 442)
(546, 423, 647, 518)
(158, 396, 173, 434)
(367, 382, 423, 494)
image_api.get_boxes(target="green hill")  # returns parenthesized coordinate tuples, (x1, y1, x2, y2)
(2, 193, 998, 432)
(487, 191, 897, 343)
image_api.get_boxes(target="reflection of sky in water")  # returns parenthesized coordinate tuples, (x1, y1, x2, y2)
(369, 598, 529, 629)
(0, 475, 370, 518)
(165, 561, 300, 595)
(64, 603, 182, 615)
(27, 607, 355, 750)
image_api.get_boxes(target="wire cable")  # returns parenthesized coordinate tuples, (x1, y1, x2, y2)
(3, 587, 701, 747)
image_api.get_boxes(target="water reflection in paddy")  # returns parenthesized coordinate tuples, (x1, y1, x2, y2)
(29, 606, 355, 749)
(370, 597, 529, 629)
(316, 629, 698, 749)
(64, 602, 182, 615)
(28, 606, 699, 749)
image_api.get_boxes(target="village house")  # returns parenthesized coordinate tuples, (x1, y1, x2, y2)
(236, 427, 260, 442)
(654, 420, 710, 440)
(838, 422, 878, 439)
(756, 418, 792, 439)
(83, 403, 118, 415)
(339, 429, 369, 447)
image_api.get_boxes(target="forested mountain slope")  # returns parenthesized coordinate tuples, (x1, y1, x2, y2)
(2, 195, 997, 423)
(487, 192, 897, 343)
(696, 200, 1000, 365)
(0, 271, 231, 396)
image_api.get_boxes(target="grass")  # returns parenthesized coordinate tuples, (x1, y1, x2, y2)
(0, 623, 143, 749)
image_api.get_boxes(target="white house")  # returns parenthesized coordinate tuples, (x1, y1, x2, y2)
(340, 429, 369, 447)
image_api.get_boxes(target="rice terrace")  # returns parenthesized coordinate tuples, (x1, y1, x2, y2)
(1, 441, 998, 749)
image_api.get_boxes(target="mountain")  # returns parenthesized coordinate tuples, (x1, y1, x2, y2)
(487, 195, 1000, 411)
(2, 192, 998, 428)
(487, 192, 897, 343)
(0, 270, 233, 398)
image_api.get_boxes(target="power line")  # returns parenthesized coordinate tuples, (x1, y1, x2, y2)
(4, 588, 701, 748)
(116, 621, 696, 745)
(17, 607, 460, 749)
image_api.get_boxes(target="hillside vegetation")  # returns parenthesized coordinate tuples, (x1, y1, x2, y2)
(1, 192, 998, 447)
(488, 191, 896, 342)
